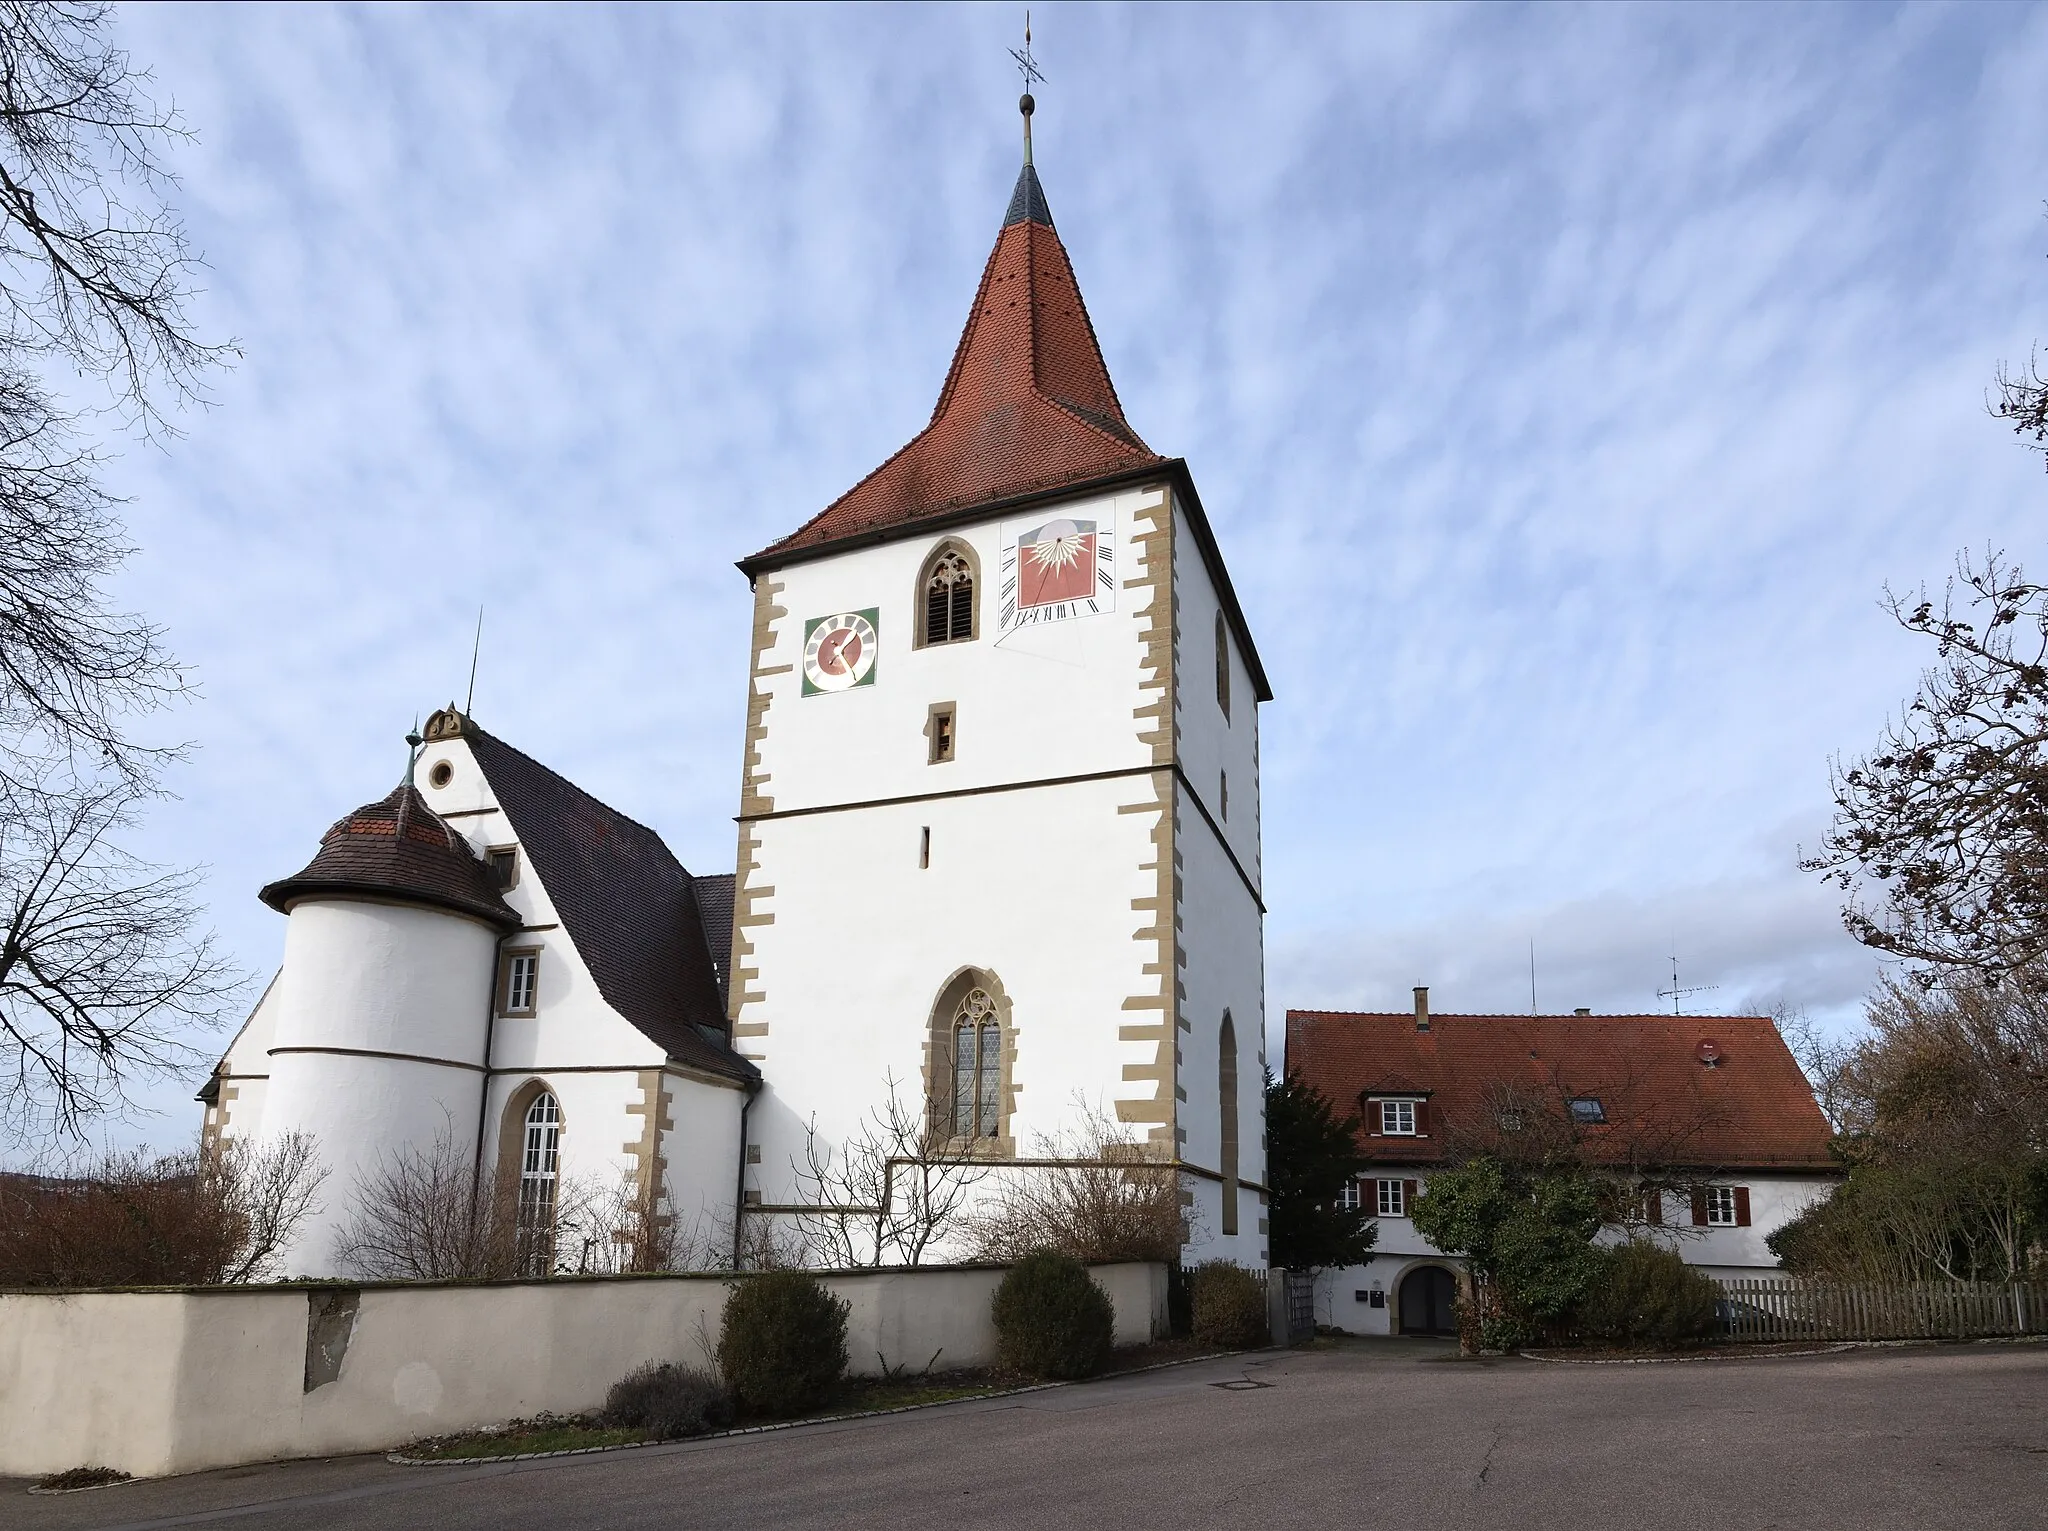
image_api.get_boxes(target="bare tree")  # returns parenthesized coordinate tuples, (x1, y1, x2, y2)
(568, 1172, 732, 1275)
(0, 4, 240, 1139)
(334, 1123, 527, 1281)
(788, 1072, 992, 1268)
(1804, 550, 2048, 986)
(967, 1101, 1189, 1265)
(0, 1129, 323, 1285)
(1, 776, 237, 1136)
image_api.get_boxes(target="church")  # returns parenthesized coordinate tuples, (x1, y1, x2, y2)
(200, 99, 1274, 1277)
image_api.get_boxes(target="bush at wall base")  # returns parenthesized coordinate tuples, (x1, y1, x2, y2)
(991, 1249, 1115, 1379)
(1189, 1261, 1269, 1348)
(716, 1270, 851, 1417)
(1573, 1241, 1720, 1349)
(602, 1362, 734, 1440)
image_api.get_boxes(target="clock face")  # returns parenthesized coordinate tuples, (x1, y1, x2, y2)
(801, 609, 880, 695)
(998, 508, 1116, 632)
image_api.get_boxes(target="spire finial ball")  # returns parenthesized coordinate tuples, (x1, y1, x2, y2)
(1020, 92, 1035, 117)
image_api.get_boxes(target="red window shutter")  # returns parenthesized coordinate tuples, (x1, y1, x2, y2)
(1734, 1187, 1752, 1227)
(1644, 1188, 1663, 1226)
(1414, 1100, 1431, 1136)
(1365, 1098, 1382, 1135)
(1690, 1188, 1708, 1227)
(1403, 1179, 1418, 1209)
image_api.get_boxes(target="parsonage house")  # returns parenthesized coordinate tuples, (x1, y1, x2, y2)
(1286, 990, 1841, 1336)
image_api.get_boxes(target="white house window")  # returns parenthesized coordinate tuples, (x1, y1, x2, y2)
(1705, 1185, 1738, 1227)
(1337, 1179, 1361, 1212)
(951, 988, 1001, 1138)
(516, 1091, 561, 1275)
(500, 949, 540, 1017)
(1377, 1178, 1407, 1218)
(1380, 1100, 1416, 1136)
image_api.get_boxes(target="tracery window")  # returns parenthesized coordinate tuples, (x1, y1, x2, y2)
(923, 547, 976, 646)
(951, 988, 1002, 1138)
(515, 1091, 561, 1275)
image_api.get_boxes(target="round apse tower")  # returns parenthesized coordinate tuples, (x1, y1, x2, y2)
(255, 776, 520, 1276)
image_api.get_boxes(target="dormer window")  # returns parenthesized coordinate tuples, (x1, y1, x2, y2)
(486, 846, 519, 890)
(1568, 1097, 1606, 1125)
(1380, 1099, 1416, 1136)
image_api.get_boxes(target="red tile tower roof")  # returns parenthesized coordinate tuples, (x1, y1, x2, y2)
(1284, 1009, 1837, 1173)
(753, 161, 1167, 563)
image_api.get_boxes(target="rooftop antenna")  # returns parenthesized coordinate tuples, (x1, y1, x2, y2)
(1657, 953, 1718, 1017)
(464, 605, 484, 717)
(1009, 11, 1044, 165)
(1529, 937, 1538, 1017)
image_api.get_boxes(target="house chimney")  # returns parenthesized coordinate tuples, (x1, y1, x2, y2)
(1574, 1007, 1591, 1016)
(1414, 986, 1430, 1032)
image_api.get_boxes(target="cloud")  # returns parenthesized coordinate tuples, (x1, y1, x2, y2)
(43, 2, 2048, 1147)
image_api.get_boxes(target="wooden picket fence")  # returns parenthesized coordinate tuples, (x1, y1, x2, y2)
(1715, 1278, 2048, 1343)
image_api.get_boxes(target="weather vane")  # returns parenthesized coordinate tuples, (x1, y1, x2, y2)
(1009, 12, 1044, 163)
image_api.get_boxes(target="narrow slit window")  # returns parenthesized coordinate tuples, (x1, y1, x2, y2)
(1215, 612, 1231, 719)
(1220, 771, 1229, 822)
(919, 826, 931, 869)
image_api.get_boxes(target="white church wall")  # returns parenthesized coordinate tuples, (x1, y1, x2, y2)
(662, 1073, 745, 1247)
(1167, 499, 1263, 884)
(751, 483, 1171, 817)
(204, 971, 282, 1152)
(740, 774, 1167, 1209)
(0, 1263, 1170, 1479)
(258, 899, 500, 1274)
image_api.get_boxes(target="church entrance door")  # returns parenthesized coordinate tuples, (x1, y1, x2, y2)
(1398, 1266, 1458, 1336)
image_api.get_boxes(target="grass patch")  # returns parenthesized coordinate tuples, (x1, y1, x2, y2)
(34, 1466, 131, 1492)
(403, 1420, 652, 1461)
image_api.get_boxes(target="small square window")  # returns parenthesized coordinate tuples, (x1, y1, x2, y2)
(1706, 1186, 1738, 1227)
(1568, 1097, 1606, 1124)
(499, 949, 540, 1017)
(1380, 1100, 1416, 1136)
(1337, 1180, 1361, 1212)
(1376, 1178, 1406, 1218)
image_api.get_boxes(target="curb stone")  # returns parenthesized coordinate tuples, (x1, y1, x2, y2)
(387, 1349, 1258, 1466)
(1518, 1334, 2048, 1365)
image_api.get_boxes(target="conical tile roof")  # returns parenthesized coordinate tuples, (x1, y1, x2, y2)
(754, 162, 1166, 562)
(260, 782, 519, 930)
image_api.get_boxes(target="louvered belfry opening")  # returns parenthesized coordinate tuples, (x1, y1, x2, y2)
(923, 548, 974, 644)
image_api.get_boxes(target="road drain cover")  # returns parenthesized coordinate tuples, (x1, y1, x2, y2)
(1211, 1378, 1273, 1391)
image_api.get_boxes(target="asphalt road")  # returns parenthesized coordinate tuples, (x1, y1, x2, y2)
(6, 1339, 2045, 1531)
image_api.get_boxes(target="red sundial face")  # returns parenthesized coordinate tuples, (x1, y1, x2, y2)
(815, 627, 863, 676)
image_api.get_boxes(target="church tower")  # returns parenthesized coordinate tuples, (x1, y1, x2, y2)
(730, 97, 1271, 1264)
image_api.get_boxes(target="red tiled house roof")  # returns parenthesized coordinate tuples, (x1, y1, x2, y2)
(1285, 1009, 1837, 1174)
(750, 163, 1167, 565)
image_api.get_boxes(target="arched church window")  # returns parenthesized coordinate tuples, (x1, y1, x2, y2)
(1219, 1013, 1239, 1236)
(516, 1090, 561, 1275)
(951, 988, 1001, 1138)
(922, 545, 976, 646)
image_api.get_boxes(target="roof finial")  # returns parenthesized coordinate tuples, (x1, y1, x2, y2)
(464, 603, 484, 718)
(403, 715, 422, 786)
(1010, 11, 1043, 167)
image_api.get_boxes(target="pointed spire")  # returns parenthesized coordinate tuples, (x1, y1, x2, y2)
(1004, 162, 1052, 228)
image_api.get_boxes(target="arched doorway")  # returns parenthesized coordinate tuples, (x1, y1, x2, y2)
(1398, 1265, 1458, 1336)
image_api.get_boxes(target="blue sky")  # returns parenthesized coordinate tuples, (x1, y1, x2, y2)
(76, 2, 2048, 1145)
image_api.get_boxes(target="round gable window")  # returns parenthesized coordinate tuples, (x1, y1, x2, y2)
(428, 761, 454, 789)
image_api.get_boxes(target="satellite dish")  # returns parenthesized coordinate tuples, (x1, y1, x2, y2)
(1696, 1039, 1722, 1067)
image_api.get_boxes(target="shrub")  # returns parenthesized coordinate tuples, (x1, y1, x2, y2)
(1189, 1261, 1269, 1348)
(1575, 1242, 1720, 1349)
(602, 1362, 733, 1440)
(991, 1249, 1114, 1378)
(716, 1270, 850, 1416)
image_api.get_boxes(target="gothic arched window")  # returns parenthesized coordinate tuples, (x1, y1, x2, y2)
(516, 1090, 562, 1274)
(921, 544, 977, 647)
(1219, 1013, 1240, 1236)
(951, 988, 1001, 1138)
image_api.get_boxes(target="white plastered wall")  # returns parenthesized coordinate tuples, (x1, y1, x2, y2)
(1168, 494, 1269, 1266)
